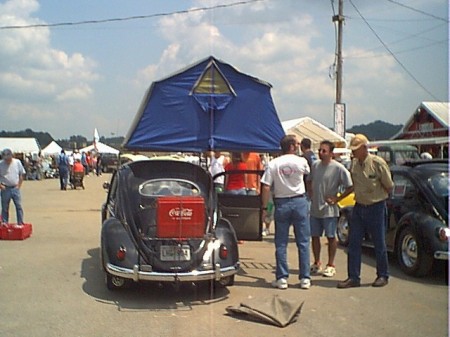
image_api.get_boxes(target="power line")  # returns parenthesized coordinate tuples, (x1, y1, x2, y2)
(0, 0, 263, 30)
(385, 0, 449, 23)
(348, 0, 440, 101)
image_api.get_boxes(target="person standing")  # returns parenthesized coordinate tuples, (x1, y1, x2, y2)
(0, 148, 26, 226)
(261, 135, 311, 290)
(337, 134, 394, 288)
(224, 152, 247, 195)
(57, 150, 70, 190)
(300, 138, 316, 196)
(209, 151, 227, 192)
(307, 140, 353, 277)
(242, 152, 263, 195)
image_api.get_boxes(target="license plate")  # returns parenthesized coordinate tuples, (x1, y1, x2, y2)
(160, 245, 191, 261)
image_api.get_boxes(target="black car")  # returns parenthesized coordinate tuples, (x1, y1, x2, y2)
(101, 159, 243, 290)
(337, 160, 449, 276)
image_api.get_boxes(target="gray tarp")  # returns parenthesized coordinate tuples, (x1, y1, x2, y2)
(226, 294, 304, 327)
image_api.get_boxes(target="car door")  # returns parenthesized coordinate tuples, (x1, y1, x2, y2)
(216, 170, 263, 241)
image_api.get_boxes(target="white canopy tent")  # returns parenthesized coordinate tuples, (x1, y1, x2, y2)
(282, 117, 346, 151)
(41, 141, 62, 156)
(0, 137, 40, 155)
(80, 142, 119, 154)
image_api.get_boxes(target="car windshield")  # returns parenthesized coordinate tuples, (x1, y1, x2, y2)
(139, 179, 201, 197)
(428, 172, 449, 213)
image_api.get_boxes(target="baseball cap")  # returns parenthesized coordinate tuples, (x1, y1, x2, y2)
(2, 148, 13, 159)
(349, 134, 369, 151)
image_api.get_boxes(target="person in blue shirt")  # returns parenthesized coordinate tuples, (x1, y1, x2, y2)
(57, 150, 70, 190)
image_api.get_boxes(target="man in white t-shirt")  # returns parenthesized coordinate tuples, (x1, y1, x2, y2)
(0, 148, 26, 225)
(261, 135, 311, 290)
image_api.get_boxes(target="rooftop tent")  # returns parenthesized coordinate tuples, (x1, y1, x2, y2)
(123, 56, 285, 152)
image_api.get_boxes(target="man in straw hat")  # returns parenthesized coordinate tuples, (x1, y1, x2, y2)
(337, 134, 394, 289)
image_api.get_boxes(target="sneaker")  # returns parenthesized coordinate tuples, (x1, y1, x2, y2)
(300, 278, 311, 289)
(310, 262, 322, 275)
(271, 278, 288, 289)
(262, 228, 270, 237)
(322, 265, 336, 277)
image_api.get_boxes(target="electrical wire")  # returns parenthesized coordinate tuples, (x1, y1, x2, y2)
(385, 0, 449, 23)
(0, 0, 264, 30)
(348, 0, 440, 101)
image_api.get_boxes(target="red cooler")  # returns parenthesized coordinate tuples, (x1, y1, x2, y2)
(0, 223, 33, 240)
(156, 196, 205, 238)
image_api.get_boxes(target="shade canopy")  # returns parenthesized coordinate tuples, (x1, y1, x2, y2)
(123, 56, 285, 152)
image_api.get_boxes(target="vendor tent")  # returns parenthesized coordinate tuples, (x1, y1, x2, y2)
(0, 137, 40, 154)
(123, 55, 285, 152)
(282, 117, 346, 151)
(41, 141, 62, 156)
(80, 142, 119, 154)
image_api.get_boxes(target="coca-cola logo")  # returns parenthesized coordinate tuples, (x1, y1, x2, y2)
(168, 208, 193, 219)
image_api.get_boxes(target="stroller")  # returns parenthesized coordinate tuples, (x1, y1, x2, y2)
(70, 171, 85, 190)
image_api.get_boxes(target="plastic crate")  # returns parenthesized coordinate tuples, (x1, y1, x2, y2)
(0, 223, 32, 240)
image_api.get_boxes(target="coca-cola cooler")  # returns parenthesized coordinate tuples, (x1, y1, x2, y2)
(156, 196, 205, 238)
(0, 223, 33, 240)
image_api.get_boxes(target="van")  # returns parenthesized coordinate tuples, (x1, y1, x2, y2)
(375, 144, 420, 166)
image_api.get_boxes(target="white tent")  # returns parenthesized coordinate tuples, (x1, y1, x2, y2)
(282, 117, 346, 151)
(80, 142, 119, 154)
(0, 137, 40, 154)
(41, 141, 62, 156)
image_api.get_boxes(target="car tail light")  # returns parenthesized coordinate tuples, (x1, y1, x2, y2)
(219, 244, 228, 259)
(116, 246, 127, 260)
(438, 228, 450, 241)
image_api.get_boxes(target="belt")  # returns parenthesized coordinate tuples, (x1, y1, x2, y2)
(274, 194, 305, 200)
(2, 185, 16, 188)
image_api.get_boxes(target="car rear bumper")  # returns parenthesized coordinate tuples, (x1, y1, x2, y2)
(106, 262, 240, 283)
(434, 251, 449, 260)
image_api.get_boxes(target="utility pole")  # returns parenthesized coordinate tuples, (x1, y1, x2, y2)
(333, 0, 345, 138)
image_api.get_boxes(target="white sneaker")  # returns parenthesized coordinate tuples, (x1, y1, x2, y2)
(271, 278, 288, 289)
(310, 262, 322, 275)
(300, 278, 311, 289)
(322, 265, 336, 277)
(262, 228, 270, 237)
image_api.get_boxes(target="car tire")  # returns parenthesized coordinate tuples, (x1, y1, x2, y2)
(105, 273, 128, 291)
(396, 226, 433, 277)
(337, 212, 350, 247)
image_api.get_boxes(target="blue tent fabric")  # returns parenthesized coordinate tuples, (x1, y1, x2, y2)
(123, 56, 285, 152)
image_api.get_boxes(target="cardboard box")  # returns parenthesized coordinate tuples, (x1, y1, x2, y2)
(156, 196, 205, 238)
(0, 223, 32, 240)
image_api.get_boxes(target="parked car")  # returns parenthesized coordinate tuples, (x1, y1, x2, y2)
(100, 153, 119, 173)
(100, 159, 241, 290)
(337, 160, 449, 276)
(375, 144, 420, 166)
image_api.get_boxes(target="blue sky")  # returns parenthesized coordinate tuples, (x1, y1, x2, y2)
(0, 0, 447, 140)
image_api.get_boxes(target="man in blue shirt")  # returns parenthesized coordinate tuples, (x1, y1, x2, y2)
(57, 150, 70, 190)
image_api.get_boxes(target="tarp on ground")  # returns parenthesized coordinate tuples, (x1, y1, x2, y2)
(0, 137, 40, 154)
(282, 117, 346, 151)
(123, 56, 285, 152)
(80, 142, 119, 154)
(41, 141, 62, 156)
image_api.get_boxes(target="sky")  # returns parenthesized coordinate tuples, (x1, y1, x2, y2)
(0, 0, 448, 140)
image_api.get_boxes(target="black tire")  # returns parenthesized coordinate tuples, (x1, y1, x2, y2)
(396, 226, 433, 277)
(337, 212, 350, 247)
(105, 273, 128, 291)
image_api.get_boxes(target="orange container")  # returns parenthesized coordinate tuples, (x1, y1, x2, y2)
(156, 196, 205, 238)
(0, 223, 32, 240)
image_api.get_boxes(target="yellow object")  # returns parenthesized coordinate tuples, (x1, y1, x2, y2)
(337, 192, 355, 208)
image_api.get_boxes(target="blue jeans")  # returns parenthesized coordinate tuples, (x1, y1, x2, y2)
(347, 201, 389, 281)
(1, 187, 24, 224)
(59, 167, 69, 189)
(273, 196, 310, 280)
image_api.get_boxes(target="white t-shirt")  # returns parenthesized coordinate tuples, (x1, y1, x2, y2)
(261, 154, 309, 198)
(209, 155, 225, 184)
(0, 158, 26, 186)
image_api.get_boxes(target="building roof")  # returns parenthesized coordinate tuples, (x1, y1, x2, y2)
(0, 137, 40, 154)
(392, 101, 449, 139)
(281, 117, 346, 150)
